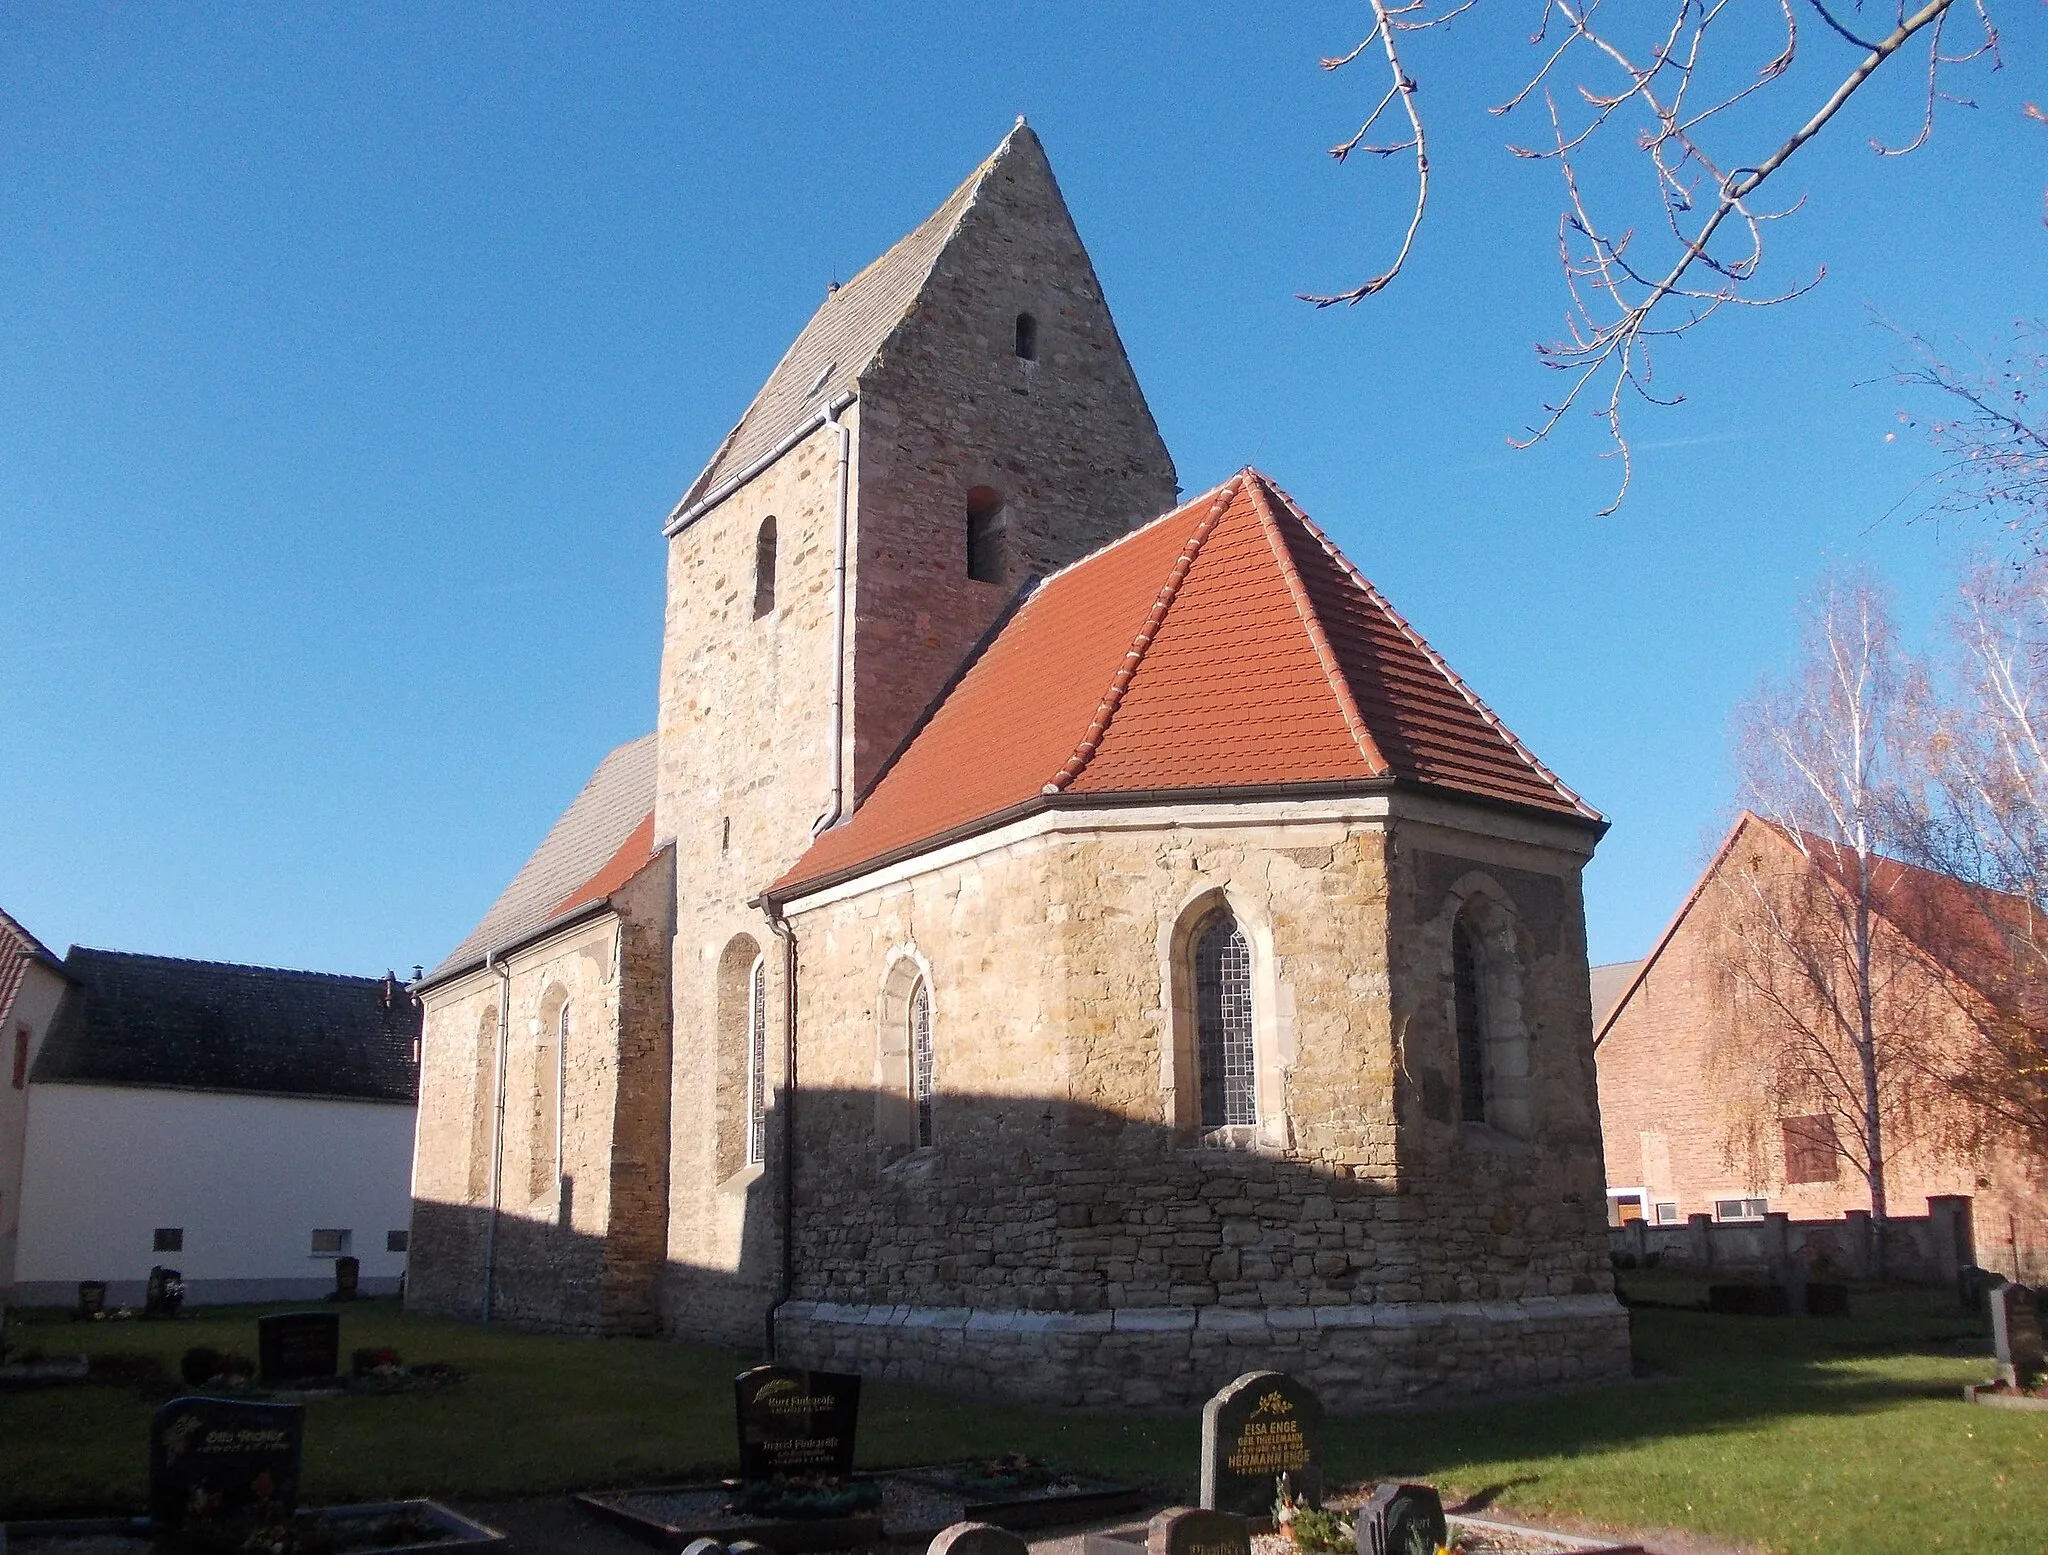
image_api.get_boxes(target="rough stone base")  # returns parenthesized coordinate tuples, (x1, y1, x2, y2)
(775, 1293, 1632, 1410)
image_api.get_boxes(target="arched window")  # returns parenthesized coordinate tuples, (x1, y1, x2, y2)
(1014, 312, 1038, 361)
(910, 977, 935, 1147)
(531, 996, 566, 1202)
(754, 517, 778, 618)
(745, 954, 767, 1166)
(1195, 911, 1256, 1128)
(1452, 915, 1487, 1123)
(966, 487, 1005, 585)
(466, 1004, 497, 1204)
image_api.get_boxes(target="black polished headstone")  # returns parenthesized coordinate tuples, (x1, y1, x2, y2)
(733, 1365, 861, 1478)
(332, 1255, 360, 1301)
(1199, 1370, 1324, 1516)
(1145, 1508, 1251, 1555)
(74, 1280, 106, 1320)
(1991, 1282, 2045, 1388)
(149, 1395, 305, 1541)
(1355, 1484, 1446, 1555)
(257, 1311, 341, 1385)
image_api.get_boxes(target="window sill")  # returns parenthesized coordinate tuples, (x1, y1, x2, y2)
(719, 1162, 766, 1197)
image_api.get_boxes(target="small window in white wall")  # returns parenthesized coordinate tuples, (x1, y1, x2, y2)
(310, 1228, 353, 1256)
(746, 954, 767, 1166)
(153, 1228, 183, 1253)
(910, 977, 935, 1148)
(387, 1229, 410, 1253)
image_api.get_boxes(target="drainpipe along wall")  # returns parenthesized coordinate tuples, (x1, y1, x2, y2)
(763, 901, 799, 1359)
(481, 953, 511, 1322)
(814, 403, 853, 836)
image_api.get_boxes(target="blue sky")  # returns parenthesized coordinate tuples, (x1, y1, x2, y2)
(2, 4, 2041, 974)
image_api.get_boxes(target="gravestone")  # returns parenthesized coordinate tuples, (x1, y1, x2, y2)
(146, 1265, 185, 1318)
(1199, 1371, 1324, 1516)
(733, 1364, 861, 1478)
(258, 1311, 341, 1385)
(1355, 1484, 1446, 1555)
(930, 1522, 1032, 1555)
(1145, 1508, 1251, 1555)
(74, 1280, 106, 1320)
(149, 1395, 305, 1543)
(1990, 1282, 2045, 1388)
(332, 1255, 360, 1301)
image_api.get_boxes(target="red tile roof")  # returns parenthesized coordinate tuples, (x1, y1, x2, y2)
(0, 905, 65, 1030)
(550, 811, 658, 918)
(776, 470, 1597, 897)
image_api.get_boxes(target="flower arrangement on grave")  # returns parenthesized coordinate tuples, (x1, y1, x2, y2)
(950, 1452, 1073, 1491)
(350, 1346, 404, 1378)
(1272, 1479, 1350, 1553)
(724, 1473, 882, 1520)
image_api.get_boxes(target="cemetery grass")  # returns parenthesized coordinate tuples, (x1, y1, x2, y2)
(1, 1281, 2043, 1554)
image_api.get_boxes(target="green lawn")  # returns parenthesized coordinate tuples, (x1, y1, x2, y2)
(2, 1279, 2043, 1553)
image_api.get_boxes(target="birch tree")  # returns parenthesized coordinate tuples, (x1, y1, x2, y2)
(1717, 569, 1934, 1264)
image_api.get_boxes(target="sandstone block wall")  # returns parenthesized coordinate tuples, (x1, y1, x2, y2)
(772, 799, 1627, 1407)
(408, 852, 673, 1333)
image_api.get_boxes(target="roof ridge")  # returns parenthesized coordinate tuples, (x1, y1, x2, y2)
(1262, 479, 1602, 824)
(66, 947, 389, 984)
(1242, 471, 1388, 777)
(1044, 473, 1246, 794)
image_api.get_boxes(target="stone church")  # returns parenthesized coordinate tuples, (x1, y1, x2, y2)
(408, 122, 1630, 1408)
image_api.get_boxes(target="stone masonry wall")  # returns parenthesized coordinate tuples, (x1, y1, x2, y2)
(775, 801, 1629, 1409)
(848, 125, 1178, 794)
(408, 913, 628, 1330)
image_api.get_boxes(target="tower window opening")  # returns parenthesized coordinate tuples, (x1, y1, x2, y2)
(1014, 313, 1038, 361)
(966, 487, 1006, 585)
(754, 517, 778, 618)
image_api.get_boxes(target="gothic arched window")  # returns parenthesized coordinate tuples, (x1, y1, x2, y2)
(1452, 913, 1488, 1123)
(1195, 911, 1256, 1128)
(745, 954, 767, 1166)
(754, 517, 778, 618)
(910, 977, 935, 1147)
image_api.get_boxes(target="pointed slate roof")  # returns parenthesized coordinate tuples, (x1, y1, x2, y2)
(671, 124, 1032, 520)
(425, 733, 659, 985)
(775, 470, 1599, 896)
(32, 949, 420, 1103)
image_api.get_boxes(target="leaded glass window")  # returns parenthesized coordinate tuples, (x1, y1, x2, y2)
(746, 955, 766, 1165)
(1195, 912, 1255, 1127)
(1453, 917, 1487, 1123)
(910, 979, 935, 1146)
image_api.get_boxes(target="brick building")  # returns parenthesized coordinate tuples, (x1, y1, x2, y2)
(1596, 812, 2048, 1281)
(408, 123, 1631, 1407)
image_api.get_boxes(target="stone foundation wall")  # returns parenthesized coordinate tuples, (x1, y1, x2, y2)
(776, 1294, 1630, 1410)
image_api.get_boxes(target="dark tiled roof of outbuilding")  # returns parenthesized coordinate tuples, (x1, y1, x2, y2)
(31, 949, 420, 1102)
(671, 124, 1029, 515)
(0, 906, 66, 1028)
(775, 470, 1598, 897)
(428, 732, 658, 983)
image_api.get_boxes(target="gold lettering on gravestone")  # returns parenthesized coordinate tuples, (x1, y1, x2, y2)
(1224, 1391, 1308, 1478)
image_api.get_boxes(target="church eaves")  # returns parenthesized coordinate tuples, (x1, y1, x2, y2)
(772, 470, 1601, 899)
(667, 123, 1032, 529)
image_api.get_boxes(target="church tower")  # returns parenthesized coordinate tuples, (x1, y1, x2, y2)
(653, 123, 1178, 1340)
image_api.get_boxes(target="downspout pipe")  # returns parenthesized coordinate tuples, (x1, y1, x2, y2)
(813, 404, 854, 836)
(762, 899, 799, 1360)
(481, 952, 512, 1323)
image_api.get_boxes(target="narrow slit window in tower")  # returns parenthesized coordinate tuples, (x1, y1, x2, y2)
(1014, 312, 1037, 361)
(966, 487, 1006, 585)
(754, 517, 778, 618)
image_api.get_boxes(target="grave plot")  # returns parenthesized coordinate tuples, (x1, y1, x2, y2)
(1963, 1282, 2048, 1411)
(574, 1366, 1140, 1552)
(0, 1394, 506, 1554)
